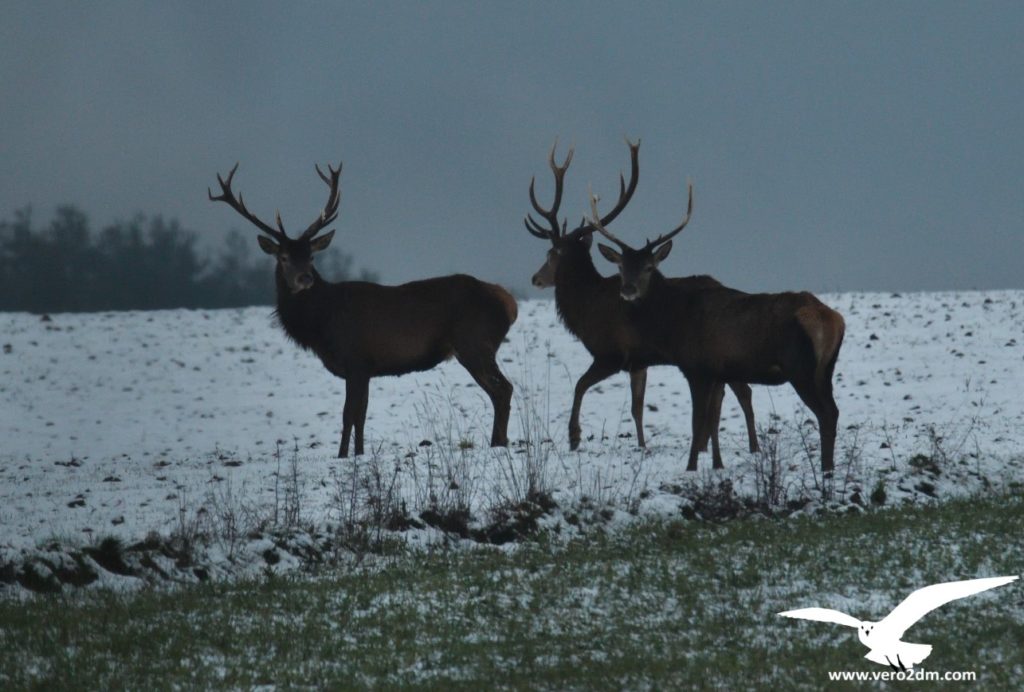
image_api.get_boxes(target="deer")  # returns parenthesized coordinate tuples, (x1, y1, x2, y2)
(209, 162, 517, 458)
(587, 180, 845, 473)
(525, 139, 758, 467)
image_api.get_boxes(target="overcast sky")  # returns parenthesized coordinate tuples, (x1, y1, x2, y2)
(2, 1, 1021, 295)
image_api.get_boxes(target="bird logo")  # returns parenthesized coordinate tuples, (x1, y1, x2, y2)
(778, 575, 1018, 670)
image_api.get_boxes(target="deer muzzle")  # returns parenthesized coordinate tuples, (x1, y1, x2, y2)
(620, 284, 640, 301)
(290, 272, 314, 293)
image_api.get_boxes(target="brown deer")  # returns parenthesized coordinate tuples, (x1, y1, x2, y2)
(209, 162, 517, 458)
(525, 140, 758, 466)
(588, 183, 845, 473)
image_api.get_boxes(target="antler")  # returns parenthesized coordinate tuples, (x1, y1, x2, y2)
(524, 141, 574, 239)
(588, 189, 630, 250)
(642, 180, 693, 250)
(589, 177, 693, 251)
(300, 163, 343, 240)
(573, 137, 641, 237)
(209, 162, 342, 241)
(208, 164, 287, 241)
(525, 137, 642, 242)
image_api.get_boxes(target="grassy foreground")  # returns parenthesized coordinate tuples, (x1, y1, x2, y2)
(1, 495, 1022, 690)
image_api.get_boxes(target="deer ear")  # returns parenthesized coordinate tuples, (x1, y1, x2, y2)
(309, 229, 335, 253)
(598, 243, 623, 265)
(257, 235, 280, 255)
(652, 240, 673, 264)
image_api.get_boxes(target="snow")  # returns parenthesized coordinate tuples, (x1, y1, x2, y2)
(1, 291, 1022, 580)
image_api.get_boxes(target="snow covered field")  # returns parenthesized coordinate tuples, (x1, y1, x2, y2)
(1, 292, 1022, 582)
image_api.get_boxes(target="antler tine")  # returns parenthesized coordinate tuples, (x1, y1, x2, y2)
(525, 140, 574, 239)
(644, 179, 694, 250)
(315, 162, 342, 186)
(549, 139, 575, 174)
(571, 137, 640, 237)
(301, 161, 343, 240)
(523, 216, 552, 239)
(587, 187, 631, 251)
(208, 163, 287, 241)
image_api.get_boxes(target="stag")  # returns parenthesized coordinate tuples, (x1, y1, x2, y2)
(209, 162, 517, 458)
(588, 183, 845, 473)
(525, 140, 757, 466)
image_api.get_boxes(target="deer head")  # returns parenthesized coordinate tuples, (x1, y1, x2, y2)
(208, 163, 342, 293)
(588, 179, 693, 301)
(524, 138, 641, 287)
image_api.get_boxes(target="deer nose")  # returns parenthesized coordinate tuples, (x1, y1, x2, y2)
(295, 273, 314, 289)
(532, 273, 544, 287)
(620, 284, 638, 300)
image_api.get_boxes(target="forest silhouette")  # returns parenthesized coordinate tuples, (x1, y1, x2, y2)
(0, 206, 375, 313)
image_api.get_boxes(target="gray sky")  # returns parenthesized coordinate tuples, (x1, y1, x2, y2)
(2, 1, 1021, 295)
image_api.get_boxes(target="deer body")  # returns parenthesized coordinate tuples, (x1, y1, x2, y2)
(211, 162, 515, 458)
(636, 282, 836, 382)
(551, 241, 656, 370)
(550, 244, 758, 459)
(631, 277, 844, 471)
(275, 272, 515, 378)
(527, 140, 757, 462)
(590, 181, 844, 473)
(548, 234, 658, 449)
(632, 278, 844, 384)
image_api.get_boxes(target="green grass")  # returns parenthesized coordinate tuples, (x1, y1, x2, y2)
(2, 495, 1022, 690)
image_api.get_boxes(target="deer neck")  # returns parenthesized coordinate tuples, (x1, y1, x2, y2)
(634, 271, 679, 310)
(553, 244, 603, 334)
(273, 266, 332, 352)
(630, 270, 702, 332)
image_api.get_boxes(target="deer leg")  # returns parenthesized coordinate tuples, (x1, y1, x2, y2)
(629, 369, 648, 448)
(685, 375, 717, 472)
(728, 382, 759, 453)
(819, 388, 839, 475)
(821, 353, 841, 475)
(352, 376, 371, 457)
(700, 382, 724, 454)
(569, 359, 620, 450)
(789, 377, 838, 475)
(456, 353, 512, 447)
(339, 390, 353, 459)
(339, 375, 370, 458)
(817, 365, 840, 476)
(703, 382, 726, 470)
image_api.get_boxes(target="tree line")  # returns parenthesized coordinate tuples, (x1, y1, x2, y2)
(0, 205, 375, 313)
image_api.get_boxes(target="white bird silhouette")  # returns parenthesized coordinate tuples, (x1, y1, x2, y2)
(778, 575, 1018, 670)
